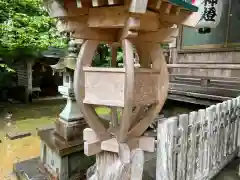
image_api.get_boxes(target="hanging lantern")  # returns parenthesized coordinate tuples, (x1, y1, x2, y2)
(194, 0, 223, 29)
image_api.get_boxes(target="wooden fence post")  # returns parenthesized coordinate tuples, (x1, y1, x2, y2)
(157, 117, 178, 180)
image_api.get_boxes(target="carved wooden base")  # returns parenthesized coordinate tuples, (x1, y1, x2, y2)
(87, 150, 144, 180)
(55, 118, 87, 141)
(83, 128, 156, 157)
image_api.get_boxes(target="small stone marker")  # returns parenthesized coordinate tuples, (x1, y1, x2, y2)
(6, 131, 31, 140)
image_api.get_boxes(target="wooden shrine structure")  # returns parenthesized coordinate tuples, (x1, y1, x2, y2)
(42, 0, 212, 179)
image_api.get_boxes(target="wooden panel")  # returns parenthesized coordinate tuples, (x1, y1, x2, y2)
(129, 0, 148, 13)
(233, 98, 239, 153)
(176, 114, 188, 180)
(156, 117, 178, 180)
(170, 83, 240, 98)
(205, 105, 216, 174)
(84, 67, 159, 107)
(157, 97, 240, 180)
(84, 68, 125, 107)
(186, 111, 198, 180)
(237, 97, 240, 156)
(134, 70, 159, 105)
(198, 109, 206, 179)
(215, 103, 223, 165)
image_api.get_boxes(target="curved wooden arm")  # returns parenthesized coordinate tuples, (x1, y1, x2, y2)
(119, 39, 135, 143)
(128, 43, 169, 137)
(74, 40, 110, 140)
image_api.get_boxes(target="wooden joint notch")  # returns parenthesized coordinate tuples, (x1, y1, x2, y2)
(83, 128, 155, 157)
(92, 0, 123, 7)
(131, 27, 179, 43)
(92, 0, 108, 7)
(101, 136, 155, 153)
(148, 0, 162, 11)
(83, 128, 106, 156)
(160, 2, 172, 15)
(129, 0, 148, 14)
(119, 16, 140, 40)
(170, 6, 181, 16)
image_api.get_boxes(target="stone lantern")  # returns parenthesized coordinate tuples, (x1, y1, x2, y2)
(37, 33, 94, 180)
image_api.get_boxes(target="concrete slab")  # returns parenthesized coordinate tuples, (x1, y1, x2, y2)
(213, 158, 240, 180)
(13, 157, 49, 180)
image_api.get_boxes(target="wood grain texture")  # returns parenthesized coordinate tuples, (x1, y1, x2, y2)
(74, 40, 110, 140)
(156, 117, 178, 180)
(119, 39, 135, 143)
(156, 96, 240, 180)
(128, 44, 169, 137)
(177, 114, 188, 180)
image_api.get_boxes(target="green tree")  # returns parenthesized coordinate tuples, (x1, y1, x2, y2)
(0, 0, 67, 61)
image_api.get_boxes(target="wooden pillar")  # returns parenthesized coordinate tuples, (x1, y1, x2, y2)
(26, 60, 33, 103)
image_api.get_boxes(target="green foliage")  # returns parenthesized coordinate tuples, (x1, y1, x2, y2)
(92, 44, 123, 67)
(0, 0, 67, 61)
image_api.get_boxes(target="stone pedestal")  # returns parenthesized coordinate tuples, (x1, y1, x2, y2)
(38, 128, 94, 180)
(36, 37, 91, 180)
(55, 118, 86, 141)
(37, 70, 89, 179)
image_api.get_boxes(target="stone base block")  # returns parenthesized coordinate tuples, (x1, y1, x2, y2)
(55, 118, 87, 141)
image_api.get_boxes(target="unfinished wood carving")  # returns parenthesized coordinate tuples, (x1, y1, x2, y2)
(43, 0, 201, 179)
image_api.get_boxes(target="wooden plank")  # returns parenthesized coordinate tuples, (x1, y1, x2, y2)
(170, 6, 181, 15)
(206, 105, 216, 174)
(129, 0, 148, 13)
(168, 94, 216, 106)
(186, 111, 198, 180)
(156, 117, 178, 180)
(168, 64, 240, 69)
(169, 74, 240, 82)
(215, 103, 222, 165)
(92, 0, 108, 7)
(212, 105, 219, 171)
(83, 128, 100, 142)
(84, 141, 102, 156)
(119, 39, 135, 142)
(128, 44, 169, 137)
(88, 6, 127, 28)
(110, 45, 119, 129)
(176, 114, 188, 180)
(237, 97, 240, 157)
(101, 138, 119, 152)
(135, 28, 179, 43)
(159, 11, 201, 27)
(108, 0, 122, 5)
(119, 143, 131, 163)
(170, 83, 240, 98)
(196, 109, 205, 179)
(74, 40, 111, 140)
(130, 149, 144, 180)
(138, 136, 155, 152)
(72, 28, 118, 42)
(218, 102, 226, 162)
(227, 100, 233, 155)
(231, 98, 238, 153)
(88, 6, 161, 31)
(160, 2, 172, 15)
(147, 0, 162, 10)
(221, 101, 228, 158)
(169, 89, 232, 102)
